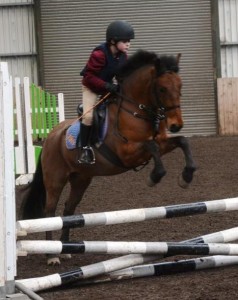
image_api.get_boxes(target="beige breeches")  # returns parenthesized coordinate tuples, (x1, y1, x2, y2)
(81, 85, 98, 126)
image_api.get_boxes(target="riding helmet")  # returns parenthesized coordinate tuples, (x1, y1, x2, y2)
(106, 20, 135, 42)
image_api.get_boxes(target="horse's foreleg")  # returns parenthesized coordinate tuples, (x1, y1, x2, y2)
(175, 136, 196, 188)
(159, 136, 196, 188)
(144, 140, 166, 187)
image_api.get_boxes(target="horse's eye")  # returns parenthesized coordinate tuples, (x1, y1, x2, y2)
(159, 87, 167, 93)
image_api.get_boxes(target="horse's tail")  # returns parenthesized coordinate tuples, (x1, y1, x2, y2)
(20, 152, 46, 220)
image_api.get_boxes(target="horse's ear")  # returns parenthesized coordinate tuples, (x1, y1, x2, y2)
(154, 57, 160, 70)
(154, 58, 164, 76)
(176, 53, 182, 65)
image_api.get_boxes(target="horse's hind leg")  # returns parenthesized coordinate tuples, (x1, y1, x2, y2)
(44, 177, 67, 265)
(59, 174, 92, 258)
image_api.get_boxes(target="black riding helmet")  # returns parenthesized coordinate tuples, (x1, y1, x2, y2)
(106, 20, 135, 42)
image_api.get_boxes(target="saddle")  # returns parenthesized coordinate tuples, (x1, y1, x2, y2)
(66, 103, 108, 150)
(66, 100, 129, 169)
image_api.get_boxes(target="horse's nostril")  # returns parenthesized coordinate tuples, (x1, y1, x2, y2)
(170, 124, 182, 133)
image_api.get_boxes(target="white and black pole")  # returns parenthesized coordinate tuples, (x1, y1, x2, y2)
(17, 197, 238, 236)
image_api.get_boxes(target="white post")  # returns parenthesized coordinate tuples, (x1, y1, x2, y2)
(0, 63, 16, 297)
(23, 77, 35, 175)
(57, 93, 65, 122)
(0, 66, 7, 298)
(14, 77, 27, 175)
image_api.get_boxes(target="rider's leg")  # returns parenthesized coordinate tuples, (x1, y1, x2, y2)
(78, 123, 95, 164)
(78, 86, 97, 164)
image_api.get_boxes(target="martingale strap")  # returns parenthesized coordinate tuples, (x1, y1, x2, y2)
(95, 143, 149, 172)
(96, 143, 130, 170)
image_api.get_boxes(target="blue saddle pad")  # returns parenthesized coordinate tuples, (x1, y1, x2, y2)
(66, 120, 80, 150)
(66, 109, 108, 150)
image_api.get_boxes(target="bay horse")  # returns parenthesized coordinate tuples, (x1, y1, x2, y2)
(21, 50, 196, 265)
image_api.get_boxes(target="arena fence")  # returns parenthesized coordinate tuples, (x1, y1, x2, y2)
(14, 76, 64, 185)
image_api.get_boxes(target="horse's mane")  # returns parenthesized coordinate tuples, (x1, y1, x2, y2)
(117, 50, 179, 80)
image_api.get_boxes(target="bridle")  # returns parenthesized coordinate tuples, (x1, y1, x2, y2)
(115, 70, 181, 123)
(111, 70, 181, 142)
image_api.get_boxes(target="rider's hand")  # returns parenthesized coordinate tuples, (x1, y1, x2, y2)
(105, 82, 118, 94)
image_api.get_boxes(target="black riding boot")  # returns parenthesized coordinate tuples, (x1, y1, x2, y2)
(78, 123, 95, 164)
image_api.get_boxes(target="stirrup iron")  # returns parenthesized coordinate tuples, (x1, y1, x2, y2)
(78, 146, 95, 164)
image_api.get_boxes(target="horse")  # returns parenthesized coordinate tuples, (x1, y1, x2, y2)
(21, 50, 196, 265)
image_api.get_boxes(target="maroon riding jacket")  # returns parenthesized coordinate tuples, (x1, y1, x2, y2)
(81, 42, 127, 94)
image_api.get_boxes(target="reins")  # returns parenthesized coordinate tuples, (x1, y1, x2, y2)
(111, 89, 165, 143)
(114, 77, 180, 123)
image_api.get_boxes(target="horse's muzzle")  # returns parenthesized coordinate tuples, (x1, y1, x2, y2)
(169, 124, 183, 133)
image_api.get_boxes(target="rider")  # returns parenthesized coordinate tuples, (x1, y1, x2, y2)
(78, 20, 135, 164)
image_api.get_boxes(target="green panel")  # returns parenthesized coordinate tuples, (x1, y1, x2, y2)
(46, 92, 52, 132)
(52, 95, 57, 126)
(30, 83, 60, 140)
(34, 146, 42, 165)
(41, 90, 47, 138)
(36, 86, 42, 139)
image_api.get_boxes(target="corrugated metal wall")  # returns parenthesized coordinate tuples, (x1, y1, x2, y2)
(219, 0, 238, 77)
(0, 0, 37, 84)
(38, 0, 216, 136)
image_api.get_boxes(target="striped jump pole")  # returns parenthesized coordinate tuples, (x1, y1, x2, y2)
(16, 197, 238, 236)
(82, 225, 238, 284)
(16, 253, 159, 292)
(17, 255, 238, 292)
(17, 227, 238, 256)
(17, 225, 238, 256)
(73, 255, 238, 285)
(16, 241, 238, 256)
(16, 225, 238, 292)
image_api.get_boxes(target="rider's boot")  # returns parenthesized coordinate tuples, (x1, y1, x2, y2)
(78, 123, 95, 164)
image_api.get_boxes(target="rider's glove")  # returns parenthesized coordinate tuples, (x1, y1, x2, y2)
(105, 82, 118, 94)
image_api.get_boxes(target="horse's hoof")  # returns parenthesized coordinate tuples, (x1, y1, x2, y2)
(178, 175, 189, 189)
(47, 257, 61, 265)
(147, 177, 156, 187)
(60, 254, 72, 260)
